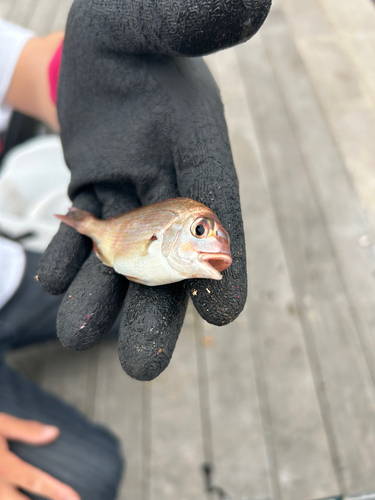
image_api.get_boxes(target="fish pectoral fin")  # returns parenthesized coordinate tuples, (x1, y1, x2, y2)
(93, 241, 112, 267)
(138, 237, 157, 257)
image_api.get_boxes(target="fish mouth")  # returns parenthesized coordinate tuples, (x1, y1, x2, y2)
(199, 253, 232, 276)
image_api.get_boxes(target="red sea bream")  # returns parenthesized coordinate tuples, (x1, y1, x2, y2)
(55, 198, 232, 286)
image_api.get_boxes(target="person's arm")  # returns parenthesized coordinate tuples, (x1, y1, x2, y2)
(4, 31, 63, 132)
(0, 413, 80, 500)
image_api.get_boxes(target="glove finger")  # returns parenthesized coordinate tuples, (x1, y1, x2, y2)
(187, 184, 247, 326)
(157, 0, 272, 56)
(56, 187, 140, 350)
(118, 176, 189, 381)
(37, 189, 102, 295)
(89, 0, 271, 56)
(172, 59, 247, 325)
(57, 250, 128, 350)
(119, 281, 188, 381)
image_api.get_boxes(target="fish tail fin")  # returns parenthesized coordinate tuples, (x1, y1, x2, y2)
(54, 207, 96, 236)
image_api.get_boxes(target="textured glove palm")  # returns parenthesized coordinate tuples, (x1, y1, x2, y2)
(38, 0, 271, 381)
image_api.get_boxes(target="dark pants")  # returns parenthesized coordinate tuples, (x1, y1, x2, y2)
(0, 251, 124, 500)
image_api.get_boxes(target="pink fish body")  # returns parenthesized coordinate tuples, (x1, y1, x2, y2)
(55, 198, 232, 286)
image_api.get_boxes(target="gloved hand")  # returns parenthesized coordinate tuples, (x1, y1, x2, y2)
(38, 0, 271, 381)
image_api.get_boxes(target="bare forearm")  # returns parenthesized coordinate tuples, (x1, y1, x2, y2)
(4, 31, 64, 132)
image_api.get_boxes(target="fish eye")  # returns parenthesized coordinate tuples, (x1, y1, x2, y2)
(195, 224, 205, 236)
(191, 218, 211, 238)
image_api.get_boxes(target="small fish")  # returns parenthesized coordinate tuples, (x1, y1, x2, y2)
(55, 197, 232, 286)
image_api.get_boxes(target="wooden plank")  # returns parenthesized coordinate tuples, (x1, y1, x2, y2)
(6, 342, 51, 385)
(283, 0, 375, 110)
(279, 0, 332, 40)
(202, 54, 273, 500)
(206, 48, 338, 500)
(339, 34, 375, 109)
(27, 0, 61, 35)
(272, 1, 375, 257)
(3, 0, 71, 34)
(318, 0, 375, 35)
(312, 0, 375, 110)
(197, 309, 274, 500)
(236, 11, 375, 495)
(4, 0, 39, 28)
(0, 0, 14, 20)
(40, 342, 100, 416)
(142, 381, 151, 500)
(282, 2, 375, 234)
(327, 105, 375, 226)
(50, 0, 72, 33)
(265, 6, 375, 380)
(94, 339, 143, 500)
(294, 37, 371, 112)
(149, 303, 206, 500)
(192, 313, 214, 500)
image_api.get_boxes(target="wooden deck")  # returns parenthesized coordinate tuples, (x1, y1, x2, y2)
(3, 0, 375, 498)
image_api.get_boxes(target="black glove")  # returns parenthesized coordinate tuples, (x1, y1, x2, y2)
(38, 0, 271, 381)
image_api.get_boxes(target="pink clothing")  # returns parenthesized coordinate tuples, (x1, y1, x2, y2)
(48, 41, 63, 105)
